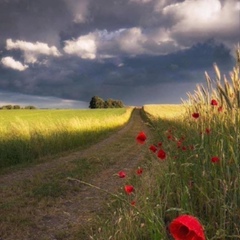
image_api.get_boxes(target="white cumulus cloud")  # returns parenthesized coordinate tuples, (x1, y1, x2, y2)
(1, 56, 29, 71)
(63, 27, 183, 59)
(6, 39, 61, 63)
(63, 33, 97, 59)
(116, 27, 147, 55)
(116, 27, 182, 55)
(63, 0, 238, 59)
(161, 0, 239, 50)
(163, 0, 221, 23)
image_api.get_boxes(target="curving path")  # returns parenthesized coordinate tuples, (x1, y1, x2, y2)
(0, 108, 153, 240)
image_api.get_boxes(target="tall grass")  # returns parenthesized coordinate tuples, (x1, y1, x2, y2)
(90, 49, 240, 239)
(0, 108, 133, 169)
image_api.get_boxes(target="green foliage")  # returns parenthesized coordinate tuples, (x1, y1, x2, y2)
(13, 105, 21, 109)
(0, 105, 37, 110)
(89, 96, 124, 109)
(136, 49, 240, 239)
(24, 105, 37, 109)
(89, 96, 105, 109)
(1, 105, 13, 110)
(104, 98, 124, 108)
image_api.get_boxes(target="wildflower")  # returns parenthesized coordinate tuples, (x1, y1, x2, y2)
(177, 141, 182, 148)
(124, 185, 134, 195)
(149, 145, 157, 153)
(136, 132, 147, 144)
(169, 215, 205, 240)
(131, 201, 136, 206)
(158, 142, 162, 147)
(157, 149, 166, 160)
(211, 156, 220, 163)
(167, 135, 172, 140)
(189, 145, 194, 150)
(118, 171, 126, 178)
(168, 135, 175, 141)
(218, 106, 223, 112)
(205, 128, 211, 134)
(182, 146, 187, 151)
(192, 113, 200, 119)
(211, 99, 218, 106)
(136, 168, 143, 175)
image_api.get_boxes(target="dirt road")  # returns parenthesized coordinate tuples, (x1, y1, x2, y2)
(0, 108, 153, 240)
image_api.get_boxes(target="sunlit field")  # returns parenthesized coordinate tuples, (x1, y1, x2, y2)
(143, 104, 185, 119)
(0, 108, 133, 169)
(90, 49, 240, 239)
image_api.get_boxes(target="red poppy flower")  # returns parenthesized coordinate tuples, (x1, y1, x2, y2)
(189, 145, 194, 150)
(149, 145, 157, 153)
(158, 142, 162, 147)
(218, 106, 223, 112)
(124, 185, 134, 195)
(211, 156, 220, 163)
(136, 132, 147, 144)
(211, 99, 218, 106)
(136, 168, 143, 175)
(157, 149, 166, 160)
(131, 200, 136, 206)
(167, 135, 172, 140)
(177, 141, 182, 148)
(118, 171, 126, 178)
(169, 215, 205, 240)
(205, 128, 211, 134)
(192, 113, 200, 119)
(167, 135, 176, 141)
(182, 146, 187, 151)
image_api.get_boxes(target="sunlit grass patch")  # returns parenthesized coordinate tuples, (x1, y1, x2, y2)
(143, 104, 185, 120)
(0, 108, 133, 169)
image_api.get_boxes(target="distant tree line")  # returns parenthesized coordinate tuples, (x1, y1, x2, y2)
(0, 105, 37, 110)
(89, 96, 124, 109)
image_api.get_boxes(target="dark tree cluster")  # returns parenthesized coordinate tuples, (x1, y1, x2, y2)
(89, 96, 124, 109)
(0, 105, 37, 110)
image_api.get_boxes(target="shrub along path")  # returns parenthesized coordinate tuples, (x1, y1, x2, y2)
(0, 108, 153, 240)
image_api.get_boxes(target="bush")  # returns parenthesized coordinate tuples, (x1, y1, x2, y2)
(89, 96, 124, 109)
(25, 105, 37, 109)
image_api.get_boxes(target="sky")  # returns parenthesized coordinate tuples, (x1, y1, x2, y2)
(0, 0, 239, 108)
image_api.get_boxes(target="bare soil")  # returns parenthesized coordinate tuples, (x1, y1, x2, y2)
(0, 108, 153, 240)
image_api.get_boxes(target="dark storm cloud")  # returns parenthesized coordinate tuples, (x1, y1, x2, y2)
(0, 39, 236, 106)
(0, 0, 72, 47)
(0, 90, 88, 109)
(60, 0, 155, 39)
(0, 0, 239, 107)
